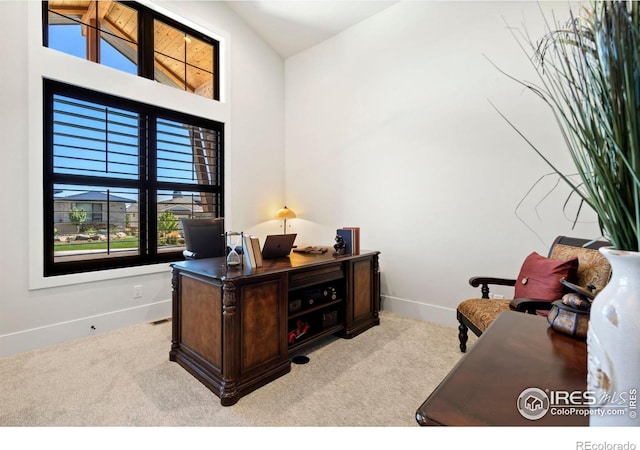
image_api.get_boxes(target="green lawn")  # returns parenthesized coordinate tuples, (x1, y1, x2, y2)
(54, 237, 139, 251)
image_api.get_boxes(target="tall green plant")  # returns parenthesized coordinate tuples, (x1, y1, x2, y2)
(69, 207, 86, 233)
(493, 0, 640, 251)
(158, 210, 178, 235)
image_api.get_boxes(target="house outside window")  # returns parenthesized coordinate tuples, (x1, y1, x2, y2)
(55, 193, 130, 232)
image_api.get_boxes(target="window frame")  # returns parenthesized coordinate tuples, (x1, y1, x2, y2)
(42, 0, 221, 101)
(43, 79, 225, 276)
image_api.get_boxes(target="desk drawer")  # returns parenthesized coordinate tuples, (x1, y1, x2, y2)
(289, 264, 344, 290)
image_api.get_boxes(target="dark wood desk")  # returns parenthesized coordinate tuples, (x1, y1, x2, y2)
(416, 311, 588, 426)
(170, 250, 380, 406)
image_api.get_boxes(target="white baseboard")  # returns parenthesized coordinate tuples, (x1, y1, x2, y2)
(380, 294, 458, 328)
(0, 300, 172, 358)
(2, 296, 454, 358)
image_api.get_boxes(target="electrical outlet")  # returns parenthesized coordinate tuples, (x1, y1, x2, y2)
(133, 285, 143, 298)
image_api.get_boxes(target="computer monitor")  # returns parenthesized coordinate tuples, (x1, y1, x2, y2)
(181, 218, 225, 259)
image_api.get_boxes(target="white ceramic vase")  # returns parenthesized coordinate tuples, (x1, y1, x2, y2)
(587, 247, 640, 426)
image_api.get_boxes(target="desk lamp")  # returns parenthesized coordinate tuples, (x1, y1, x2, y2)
(275, 206, 296, 234)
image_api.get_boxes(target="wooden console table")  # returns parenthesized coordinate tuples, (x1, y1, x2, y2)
(416, 311, 588, 426)
(170, 250, 380, 406)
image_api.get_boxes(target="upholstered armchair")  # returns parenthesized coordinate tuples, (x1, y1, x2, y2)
(456, 236, 612, 352)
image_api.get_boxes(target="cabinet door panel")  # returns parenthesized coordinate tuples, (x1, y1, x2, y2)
(240, 280, 283, 372)
(181, 275, 222, 368)
(353, 259, 372, 320)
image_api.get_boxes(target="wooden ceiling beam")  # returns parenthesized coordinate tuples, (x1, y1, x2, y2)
(48, 6, 88, 16)
(81, 0, 113, 36)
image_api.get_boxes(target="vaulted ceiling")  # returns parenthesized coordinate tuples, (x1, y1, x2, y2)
(225, 1, 399, 58)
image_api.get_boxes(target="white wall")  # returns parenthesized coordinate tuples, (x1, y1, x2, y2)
(285, 0, 601, 325)
(0, 0, 285, 357)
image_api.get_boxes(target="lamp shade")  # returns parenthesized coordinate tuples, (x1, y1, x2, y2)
(275, 206, 296, 219)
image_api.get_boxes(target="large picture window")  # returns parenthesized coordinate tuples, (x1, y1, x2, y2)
(44, 0, 219, 100)
(44, 79, 224, 276)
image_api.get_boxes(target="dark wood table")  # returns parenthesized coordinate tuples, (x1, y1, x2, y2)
(416, 311, 588, 426)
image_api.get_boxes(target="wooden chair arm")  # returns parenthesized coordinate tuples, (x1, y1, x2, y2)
(468, 277, 516, 299)
(509, 298, 554, 314)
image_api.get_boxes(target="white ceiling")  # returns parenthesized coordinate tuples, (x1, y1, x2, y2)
(225, 1, 399, 58)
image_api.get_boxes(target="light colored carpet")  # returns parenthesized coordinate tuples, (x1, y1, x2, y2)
(0, 311, 472, 427)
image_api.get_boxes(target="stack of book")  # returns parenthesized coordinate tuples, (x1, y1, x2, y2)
(243, 235, 263, 268)
(336, 227, 360, 255)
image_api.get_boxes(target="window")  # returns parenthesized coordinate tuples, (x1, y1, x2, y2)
(75, 203, 103, 223)
(44, 0, 219, 100)
(44, 79, 224, 276)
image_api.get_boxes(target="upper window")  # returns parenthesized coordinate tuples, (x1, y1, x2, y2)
(44, 1, 219, 100)
(44, 80, 224, 276)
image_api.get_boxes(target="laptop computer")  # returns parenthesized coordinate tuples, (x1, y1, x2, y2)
(261, 234, 297, 259)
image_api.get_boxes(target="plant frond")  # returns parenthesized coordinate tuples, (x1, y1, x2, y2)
(495, 0, 640, 251)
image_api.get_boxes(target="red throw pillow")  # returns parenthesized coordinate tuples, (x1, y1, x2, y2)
(514, 252, 579, 301)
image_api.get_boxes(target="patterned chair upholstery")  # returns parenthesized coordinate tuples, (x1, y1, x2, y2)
(456, 236, 612, 352)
